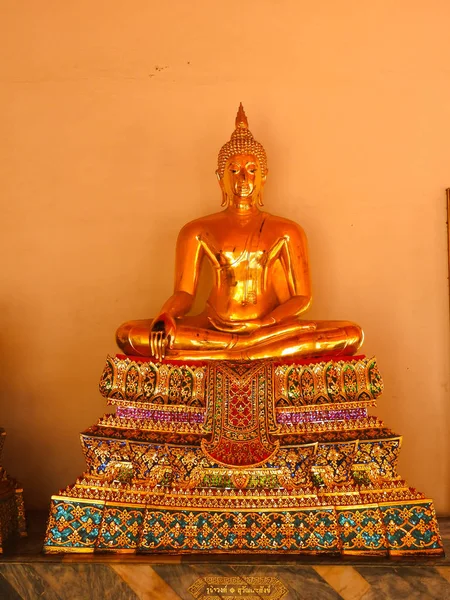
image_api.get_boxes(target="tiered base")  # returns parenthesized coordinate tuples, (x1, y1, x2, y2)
(44, 478, 443, 556)
(43, 355, 444, 557)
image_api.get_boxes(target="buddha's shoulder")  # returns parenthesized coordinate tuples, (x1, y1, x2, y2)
(177, 212, 224, 238)
(263, 212, 307, 237)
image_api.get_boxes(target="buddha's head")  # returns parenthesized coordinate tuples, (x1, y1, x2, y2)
(217, 104, 268, 208)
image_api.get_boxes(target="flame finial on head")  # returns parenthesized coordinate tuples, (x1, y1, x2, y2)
(235, 102, 249, 129)
(217, 104, 268, 178)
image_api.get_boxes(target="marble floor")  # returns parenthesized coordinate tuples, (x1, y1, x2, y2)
(0, 513, 448, 600)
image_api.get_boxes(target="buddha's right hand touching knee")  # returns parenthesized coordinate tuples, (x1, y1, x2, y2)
(150, 313, 176, 361)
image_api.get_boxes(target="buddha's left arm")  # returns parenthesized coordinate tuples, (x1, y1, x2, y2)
(264, 224, 312, 324)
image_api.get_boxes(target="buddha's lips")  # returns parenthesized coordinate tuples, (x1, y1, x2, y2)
(235, 184, 252, 196)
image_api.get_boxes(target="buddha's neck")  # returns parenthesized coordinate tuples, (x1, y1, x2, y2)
(226, 196, 261, 218)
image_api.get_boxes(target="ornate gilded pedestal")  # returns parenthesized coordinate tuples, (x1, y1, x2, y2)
(44, 355, 443, 556)
(0, 428, 26, 551)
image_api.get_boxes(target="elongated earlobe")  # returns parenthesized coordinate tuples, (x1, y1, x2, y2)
(258, 171, 267, 206)
(217, 170, 228, 207)
(257, 191, 264, 206)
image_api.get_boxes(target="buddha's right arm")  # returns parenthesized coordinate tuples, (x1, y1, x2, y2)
(157, 291, 195, 320)
(154, 222, 204, 322)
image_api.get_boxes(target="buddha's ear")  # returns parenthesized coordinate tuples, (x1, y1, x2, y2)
(216, 170, 227, 207)
(258, 170, 267, 206)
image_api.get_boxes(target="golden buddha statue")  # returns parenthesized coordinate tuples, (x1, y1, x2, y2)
(116, 104, 363, 361)
(44, 104, 444, 559)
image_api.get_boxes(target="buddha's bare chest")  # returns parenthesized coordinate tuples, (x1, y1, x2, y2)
(198, 225, 281, 271)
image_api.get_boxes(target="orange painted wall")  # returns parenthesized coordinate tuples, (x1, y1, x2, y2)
(0, 1, 449, 512)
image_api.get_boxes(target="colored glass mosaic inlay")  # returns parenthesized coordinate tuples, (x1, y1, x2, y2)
(277, 407, 368, 425)
(116, 406, 205, 424)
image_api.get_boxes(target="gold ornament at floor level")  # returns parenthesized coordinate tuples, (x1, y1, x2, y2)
(116, 104, 363, 361)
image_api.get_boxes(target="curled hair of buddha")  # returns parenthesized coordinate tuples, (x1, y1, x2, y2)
(217, 103, 268, 178)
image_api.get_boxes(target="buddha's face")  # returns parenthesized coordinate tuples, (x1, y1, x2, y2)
(218, 153, 267, 207)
